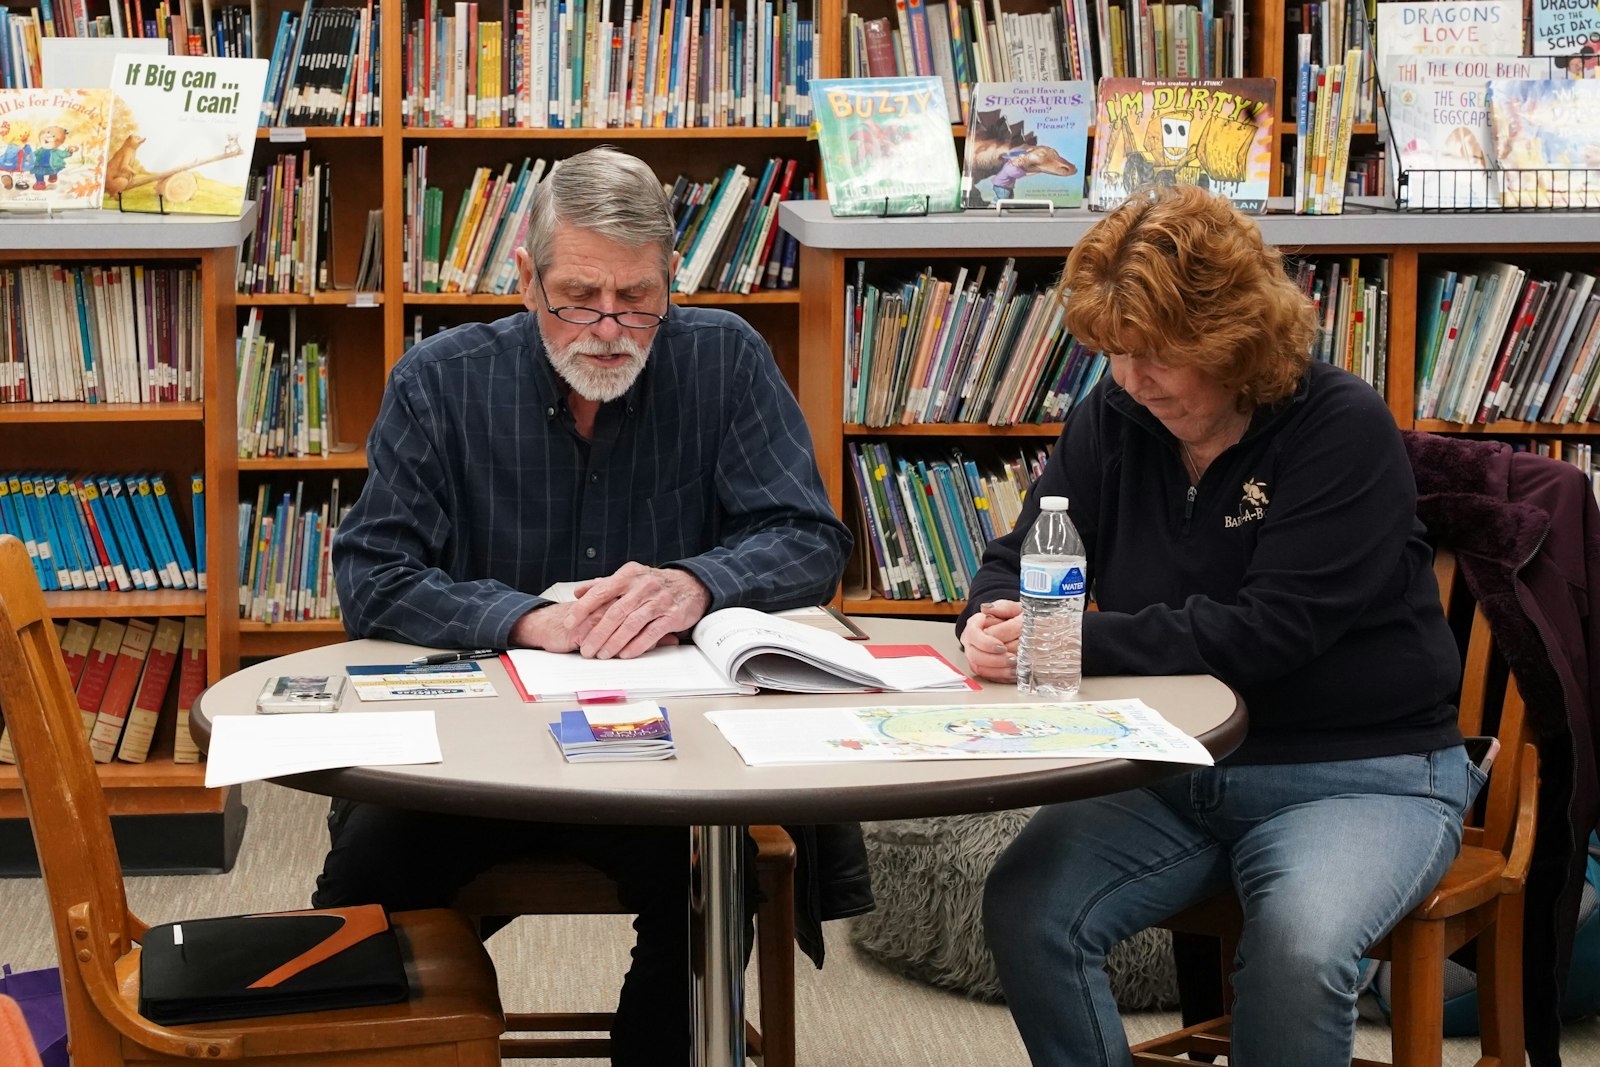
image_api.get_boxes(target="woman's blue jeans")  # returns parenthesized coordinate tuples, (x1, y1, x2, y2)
(983, 747, 1479, 1067)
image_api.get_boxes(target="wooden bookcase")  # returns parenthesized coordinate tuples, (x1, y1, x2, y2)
(0, 210, 252, 873)
(220, 0, 1529, 649)
(233, 0, 825, 658)
(780, 200, 1600, 617)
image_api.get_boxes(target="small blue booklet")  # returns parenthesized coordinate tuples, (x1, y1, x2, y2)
(548, 701, 676, 762)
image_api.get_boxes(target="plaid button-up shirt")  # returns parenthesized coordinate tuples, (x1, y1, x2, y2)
(333, 307, 850, 648)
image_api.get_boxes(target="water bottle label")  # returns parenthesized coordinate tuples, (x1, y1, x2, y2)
(1020, 562, 1086, 598)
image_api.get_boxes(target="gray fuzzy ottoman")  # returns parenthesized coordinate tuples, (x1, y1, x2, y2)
(851, 811, 1180, 1009)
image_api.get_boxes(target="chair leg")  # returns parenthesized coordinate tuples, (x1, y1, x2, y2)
(1477, 895, 1526, 1067)
(754, 863, 796, 1067)
(1386, 919, 1446, 1067)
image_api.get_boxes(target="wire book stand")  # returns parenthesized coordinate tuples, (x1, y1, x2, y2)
(1367, 13, 1600, 213)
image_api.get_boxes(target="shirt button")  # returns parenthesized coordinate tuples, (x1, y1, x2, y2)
(590, 473, 599, 483)
(585, 547, 597, 559)
(546, 406, 556, 417)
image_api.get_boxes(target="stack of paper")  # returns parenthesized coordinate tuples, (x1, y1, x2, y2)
(548, 702, 676, 763)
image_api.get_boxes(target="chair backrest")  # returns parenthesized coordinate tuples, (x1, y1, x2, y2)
(1433, 547, 1529, 859)
(0, 536, 137, 1056)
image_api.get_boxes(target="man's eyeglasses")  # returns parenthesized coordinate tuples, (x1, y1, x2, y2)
(534, 272, 668, 330)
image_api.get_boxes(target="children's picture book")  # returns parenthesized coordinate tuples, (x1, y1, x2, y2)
(104, 54, 268, 215)
(1374, 1, 1524, 66)
(1381, 55, 1556, 208)
(1531, 0, 1600, 58)
(810, 76, 962, 216)
(960, 81, 1092, 209)
(347, 662, 498, 701)
(1487, 78, 1600, 207)
(0, 89, 113, 211)
(1089, 78, 1276, 213)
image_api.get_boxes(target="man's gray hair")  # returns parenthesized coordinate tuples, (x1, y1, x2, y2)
(527, 146, 676, 277)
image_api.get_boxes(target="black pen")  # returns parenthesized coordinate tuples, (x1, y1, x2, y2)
(410, 649, 505, 665)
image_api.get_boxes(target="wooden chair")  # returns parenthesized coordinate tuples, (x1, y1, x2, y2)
(0, 534, 506, 1066)
(1130, 547, 1540, 1067)
(451, 823, 797, 1065)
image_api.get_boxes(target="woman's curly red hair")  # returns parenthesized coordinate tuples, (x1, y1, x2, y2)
(1061, 185, 1316, 408)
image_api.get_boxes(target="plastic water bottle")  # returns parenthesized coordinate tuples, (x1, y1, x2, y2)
(1016, 495, 1087, 698)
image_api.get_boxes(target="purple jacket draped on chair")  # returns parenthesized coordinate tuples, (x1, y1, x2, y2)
(1403, 430, 1600, 1067)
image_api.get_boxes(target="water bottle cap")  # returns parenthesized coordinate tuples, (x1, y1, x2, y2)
(1039, 496, 1069, 511)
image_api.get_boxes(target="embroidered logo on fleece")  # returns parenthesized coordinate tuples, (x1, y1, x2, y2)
(1224, 479, 1269, 529)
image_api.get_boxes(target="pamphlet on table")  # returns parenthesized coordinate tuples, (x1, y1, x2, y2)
(347, 661, 498, 701)
(706, 699, 1215, 766)
(548, 701, 676, 762)
(504, 606, 970, 702)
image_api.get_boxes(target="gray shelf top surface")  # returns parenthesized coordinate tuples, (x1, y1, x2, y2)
(779, 199, 1600, 251)
(0, 201, 258, 252)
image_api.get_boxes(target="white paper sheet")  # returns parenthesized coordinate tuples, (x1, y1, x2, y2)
(203, 710, 443, 787)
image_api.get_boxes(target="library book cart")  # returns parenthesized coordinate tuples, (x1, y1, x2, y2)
(779, 199, 1600, 619)
(0, 209, 252, 873)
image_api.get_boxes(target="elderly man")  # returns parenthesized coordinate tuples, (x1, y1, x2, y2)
(315, 146, 858, 1065)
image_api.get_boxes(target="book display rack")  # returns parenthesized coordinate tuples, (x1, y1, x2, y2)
(0, 210, 251, 872)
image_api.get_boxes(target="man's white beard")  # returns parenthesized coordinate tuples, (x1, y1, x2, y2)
(542, 331, 650, 402)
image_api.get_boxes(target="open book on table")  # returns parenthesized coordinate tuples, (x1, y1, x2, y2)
(503, 606, 973, 702)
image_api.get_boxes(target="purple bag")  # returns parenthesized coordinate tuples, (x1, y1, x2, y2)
(0, 965, 67, 1067)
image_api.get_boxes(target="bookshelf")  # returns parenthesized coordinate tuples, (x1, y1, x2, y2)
(0, 208, 252, 873)
(780, 199, 1600, 616)
(223, 1, 827, 658)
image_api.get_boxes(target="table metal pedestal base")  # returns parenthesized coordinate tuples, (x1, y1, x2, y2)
(690, 823, 746, 1067)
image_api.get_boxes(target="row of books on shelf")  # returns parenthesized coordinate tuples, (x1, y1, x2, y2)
(0, 472, 204, 594)
(1415, 265, 1600, 426)
(32, 0, 232, 48)
(239, 151, 334, 295)
(0, 6, 372, 136)
(1529, 439, 1600, 503)
(1292, 255, 1388, 391)
(1290, 0, 1372, 121)
(1292, 41, 1361, 214)
(846, 0, 1243, 127)
(0, 616, 207, 766)
(400, 150, 808, 297)
(236, 308, 348, 459)
(0, 264, 201, 405)
(238, 478, 346, 623)
(404, 149, 544, 295)
(848, 440, 1049, 602)
(402, 0, 814, 128)
(844, 258, 1106, 427)
(668, 156, 811, 295)
(259, 1, 380, 126)
(241, 167, 380, 295)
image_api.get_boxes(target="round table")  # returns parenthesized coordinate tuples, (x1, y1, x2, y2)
(192, 617, 1246, 1067)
